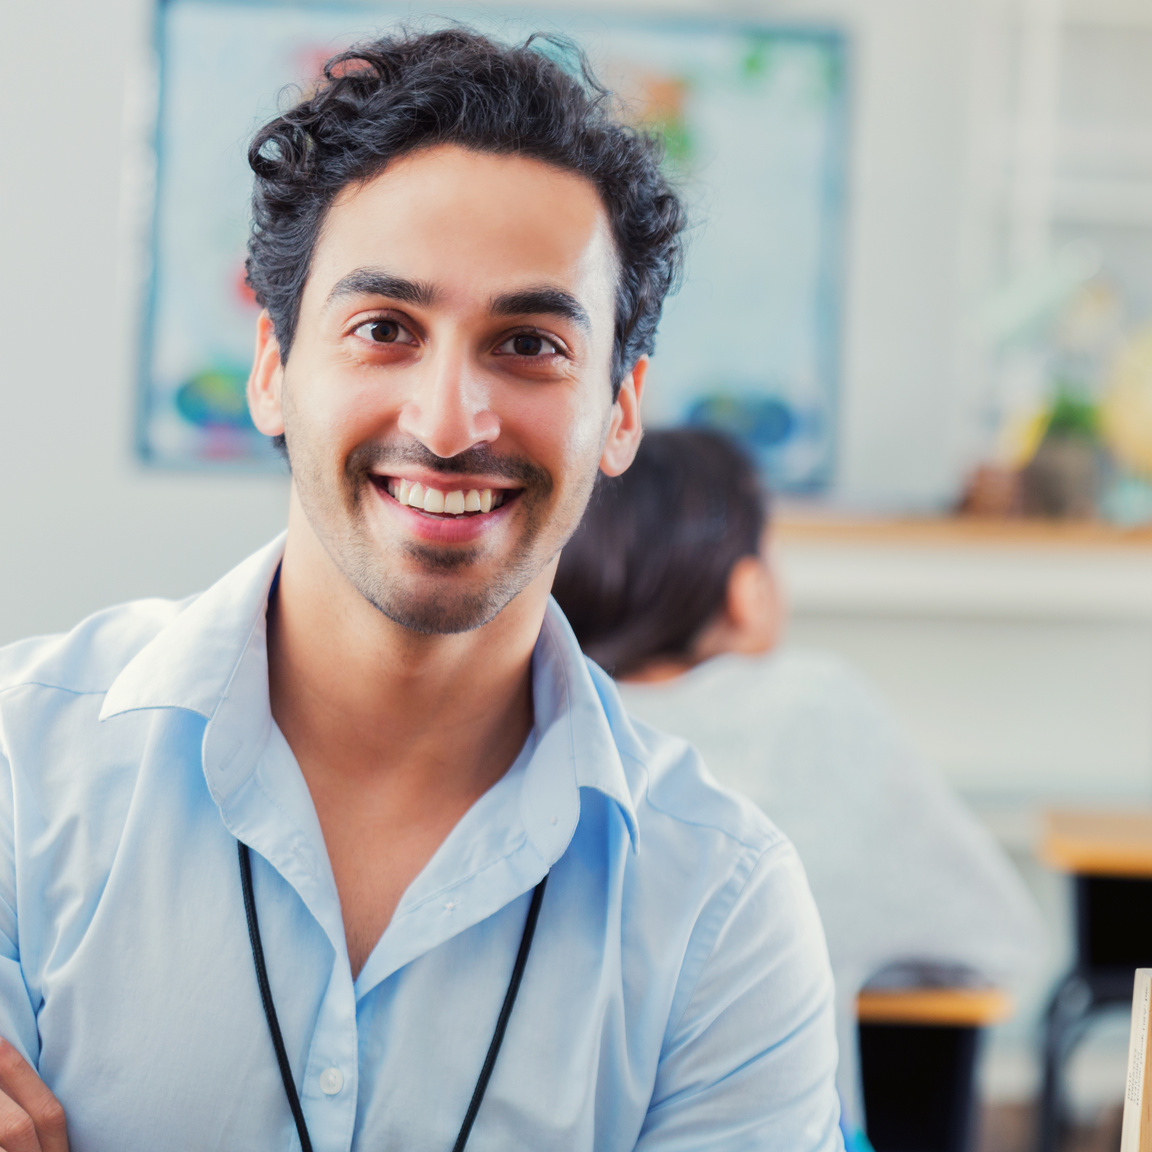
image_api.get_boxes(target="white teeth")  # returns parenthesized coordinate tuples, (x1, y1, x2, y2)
(391, 480, 502, 515)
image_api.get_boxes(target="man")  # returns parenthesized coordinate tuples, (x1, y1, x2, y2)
(0, 29, 841, 1150)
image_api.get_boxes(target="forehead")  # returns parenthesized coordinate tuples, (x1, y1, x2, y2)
(304, 144, 618, 317)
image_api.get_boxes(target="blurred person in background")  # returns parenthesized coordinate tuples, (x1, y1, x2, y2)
(553, 427, 1046, 1132)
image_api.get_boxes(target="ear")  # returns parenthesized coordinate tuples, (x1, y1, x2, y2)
(599, 357, 648, 478)
(247, 311, 286, 437)
(725, 555, 784, 655)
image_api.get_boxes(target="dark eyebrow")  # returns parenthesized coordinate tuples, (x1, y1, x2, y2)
(489, 287, 591, 333)
(325, 269, 438, 309)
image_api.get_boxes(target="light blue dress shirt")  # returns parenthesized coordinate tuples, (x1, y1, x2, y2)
(0, 536, 842, 1151)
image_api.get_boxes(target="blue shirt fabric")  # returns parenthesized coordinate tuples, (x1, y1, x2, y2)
(0, 536, 842, 1151)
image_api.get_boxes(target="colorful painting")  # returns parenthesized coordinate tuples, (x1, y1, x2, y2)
(142, 0, 848, 490)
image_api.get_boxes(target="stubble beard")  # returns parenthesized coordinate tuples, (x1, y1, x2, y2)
(340, 509, 548, 635)
(290, 435, 591, 635)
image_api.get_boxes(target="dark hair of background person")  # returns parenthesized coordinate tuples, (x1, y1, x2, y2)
(552, 428, 769, 678)
(245, 25, 687, 420)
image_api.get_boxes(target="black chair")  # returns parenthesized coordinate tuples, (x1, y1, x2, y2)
(1036, 824, 1152, 1152)
(859, 987, 1011, 1152)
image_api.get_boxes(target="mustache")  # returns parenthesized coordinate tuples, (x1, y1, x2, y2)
(347, 440, 552, 492)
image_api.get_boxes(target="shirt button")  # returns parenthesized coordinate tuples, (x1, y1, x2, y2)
(319, 1067, 344, 1095)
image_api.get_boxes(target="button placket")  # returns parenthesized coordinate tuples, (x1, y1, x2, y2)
(302, 979, 359, 1150)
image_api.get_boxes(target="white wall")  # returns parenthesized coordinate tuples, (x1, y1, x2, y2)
(789, 0, 976, 509)
(0, 0, 289, 647)
(779, 533, 1152, 801)
(0, 0, 980, 645)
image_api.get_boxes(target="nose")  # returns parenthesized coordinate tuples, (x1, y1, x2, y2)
(396, 346, 500, 459)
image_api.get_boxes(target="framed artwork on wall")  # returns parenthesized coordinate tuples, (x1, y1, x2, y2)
(141, 0, 848, 491)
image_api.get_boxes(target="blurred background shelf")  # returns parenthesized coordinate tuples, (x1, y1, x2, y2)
(776, 513, 1152, 622)
(777, 513, 1152, 549)
(774, 512, 1152, 805)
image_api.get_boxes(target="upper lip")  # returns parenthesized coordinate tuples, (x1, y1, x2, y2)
(369, 468, 523, 492)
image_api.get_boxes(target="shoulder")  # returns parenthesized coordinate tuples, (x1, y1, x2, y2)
(624, 709, 784, 856)
(0, 597, 189, 700)
(593, 660, 813, 939)
(583, 653, 785, 857)
(626, 712, 823, 964)
(599, 680, 831, 991)
(602, 680, 839, 1139)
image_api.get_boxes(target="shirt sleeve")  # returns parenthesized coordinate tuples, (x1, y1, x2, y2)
(0, 744, 39, 1066)
(635, 838, 844, 1152)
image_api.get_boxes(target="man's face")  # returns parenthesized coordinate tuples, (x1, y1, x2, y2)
(249, 144, 640, 634)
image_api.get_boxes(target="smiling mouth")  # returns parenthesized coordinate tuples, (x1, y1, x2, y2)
(373, 476, 516, 517)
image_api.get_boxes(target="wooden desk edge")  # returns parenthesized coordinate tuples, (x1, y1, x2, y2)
(1040, 843, 1152, 878)
(856, 988, 1013, 1027)
(1040, 811, 1152, 878)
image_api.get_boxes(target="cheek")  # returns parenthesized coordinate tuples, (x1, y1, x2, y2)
(513, 388, 608, 487)
(285, 365, 393, 456)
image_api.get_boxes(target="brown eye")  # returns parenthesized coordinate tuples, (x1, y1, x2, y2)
(495, 332, 561, 357)
(369, 321, 400, 342)
(352, 319, 417, 345)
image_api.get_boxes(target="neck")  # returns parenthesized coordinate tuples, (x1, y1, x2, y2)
(268, 491, 544, 801)
(620, 657, 695, 684)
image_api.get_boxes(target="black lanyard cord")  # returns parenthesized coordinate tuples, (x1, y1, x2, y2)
(238, 840, 548, 1152)
(451, 868, 547, 1152)
(239, 840, 314, 1152)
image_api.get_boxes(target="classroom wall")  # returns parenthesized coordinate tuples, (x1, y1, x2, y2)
(0, 0, 981, 645)
(0, 0, 289, 646)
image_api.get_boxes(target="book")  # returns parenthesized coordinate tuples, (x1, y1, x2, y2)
(1122, 968, 1152, 1152)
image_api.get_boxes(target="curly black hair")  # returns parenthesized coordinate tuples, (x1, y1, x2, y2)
(245, 26, 687, 396)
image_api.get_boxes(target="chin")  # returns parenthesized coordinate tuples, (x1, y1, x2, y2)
(367, 585, 515, 635)
(345, 546, 543, 635)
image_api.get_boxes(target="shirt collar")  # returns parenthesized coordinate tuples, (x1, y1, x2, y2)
(531, 600, 640, 853)
(100, 533, 287, 722)
(99, 534, 640, 850)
